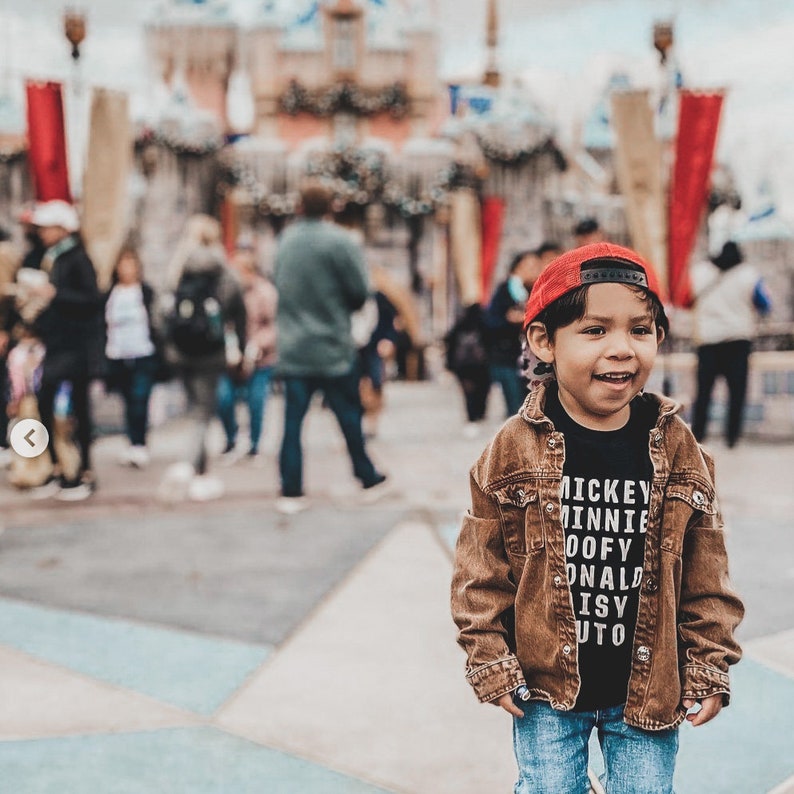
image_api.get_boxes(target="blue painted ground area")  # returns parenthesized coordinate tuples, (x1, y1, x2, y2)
(0, 598, 271, 715)
(0, 728, 392, 794)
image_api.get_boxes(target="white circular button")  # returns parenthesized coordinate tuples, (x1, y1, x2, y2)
(9, 419, 49, 459)
(562, 644, 572, 655)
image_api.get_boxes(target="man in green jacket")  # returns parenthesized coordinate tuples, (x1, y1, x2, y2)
(274, 182, 386, 513)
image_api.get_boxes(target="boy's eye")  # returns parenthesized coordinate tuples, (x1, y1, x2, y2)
(582, 327, 605, 336)
(633, 326, 653, 335)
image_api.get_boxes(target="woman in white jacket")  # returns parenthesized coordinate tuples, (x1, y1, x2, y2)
(690, 241, 771, 447)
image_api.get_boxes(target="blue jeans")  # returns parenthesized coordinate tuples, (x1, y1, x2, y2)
(279, 366, 383, 497)
(513, 701, 678, 794)
(107, 355, 157, 447)
(217, 366, 273, 453)
(490, 363, 527, 416)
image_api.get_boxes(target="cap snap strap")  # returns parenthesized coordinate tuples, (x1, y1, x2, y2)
(581, 263, 648, 288)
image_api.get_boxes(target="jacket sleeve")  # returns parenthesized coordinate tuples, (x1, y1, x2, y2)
(51, 249, 101, 310)
(451, 468, 526, 703)
(677, 449, 744, 705)
(483, 284, 511, 330)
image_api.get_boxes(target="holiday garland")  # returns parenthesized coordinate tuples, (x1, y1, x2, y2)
(475, 132, 567, 170)
(220, 143, 507, 220)
(280, 79, 410, 119)
(0, 144, 27, 165)
(135, 126, 224, 157)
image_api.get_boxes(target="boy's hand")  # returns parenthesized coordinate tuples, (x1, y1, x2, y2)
(682, 694, 722, 726)
(495, 692, 524, 718)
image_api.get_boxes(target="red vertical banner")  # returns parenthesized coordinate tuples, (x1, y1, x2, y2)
(668, 90, 723, 307)
(480, 195, 504, 304)
(220, 194, 238, 257)
(25, 81, 71, 202)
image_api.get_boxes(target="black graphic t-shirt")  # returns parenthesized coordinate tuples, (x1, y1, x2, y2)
(544, 386, 656, 711)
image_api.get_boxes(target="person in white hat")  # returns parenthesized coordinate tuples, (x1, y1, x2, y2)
(28, 199, 102, 501)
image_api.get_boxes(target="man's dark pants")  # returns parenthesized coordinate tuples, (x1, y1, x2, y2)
(279, 365, 382, 497)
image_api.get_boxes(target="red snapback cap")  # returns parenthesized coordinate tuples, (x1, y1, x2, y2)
(523, 242, 665, 329)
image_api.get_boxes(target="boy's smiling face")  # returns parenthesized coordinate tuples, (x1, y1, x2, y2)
(528, 282, 664, 431)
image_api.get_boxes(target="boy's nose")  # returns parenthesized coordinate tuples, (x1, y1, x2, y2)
(606, 332, 635, 359)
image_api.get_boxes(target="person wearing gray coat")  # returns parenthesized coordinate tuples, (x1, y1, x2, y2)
(157, 245, 246, 501)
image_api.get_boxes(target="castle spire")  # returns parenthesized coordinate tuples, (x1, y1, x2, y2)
(483, 0, 500, 87)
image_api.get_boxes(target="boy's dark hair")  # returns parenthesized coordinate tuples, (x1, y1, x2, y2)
(300, 182, 332, 219)
(534, 262, 669, 339)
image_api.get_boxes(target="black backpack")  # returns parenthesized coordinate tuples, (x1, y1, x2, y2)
(167, 270, 225, 356)
(449, 327, 488, 371)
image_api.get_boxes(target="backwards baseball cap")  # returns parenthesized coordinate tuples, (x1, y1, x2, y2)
(523, 242, 666, 329)
(30, 200, 80, 233)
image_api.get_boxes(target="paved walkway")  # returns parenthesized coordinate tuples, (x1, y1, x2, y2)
(0, 375, 792, 793)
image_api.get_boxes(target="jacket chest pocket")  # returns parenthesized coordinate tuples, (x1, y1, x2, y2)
(492, 482, 544, 555)
(661, 481, 717, 556)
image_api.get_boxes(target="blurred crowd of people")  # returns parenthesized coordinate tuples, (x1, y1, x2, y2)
(1, 201, 772, 507)
(0, 183, 399, 508)
(443, 217, 771, 446)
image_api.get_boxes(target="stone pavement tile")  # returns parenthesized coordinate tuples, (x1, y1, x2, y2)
(0, 507, 401, 646)
(216, 521, 516, 794)
(0, 727, 390, 794)
(0, 597, 271, 715)
(770, 776, 794, 794)
(0, 645, 198, 741)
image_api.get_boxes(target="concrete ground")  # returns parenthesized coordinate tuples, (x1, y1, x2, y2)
(0, 373, 792, 793)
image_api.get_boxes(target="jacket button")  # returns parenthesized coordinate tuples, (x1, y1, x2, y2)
(562, 644, 572, 655)
(644, 576, 658, 593)
(547, 437, 556, 448)
(653, 432, 663, 445)
(636, 645, 651, 662)
(553, 575, 562, 586)
(692, 490, 705, 506)
(545, 503, 554, 513)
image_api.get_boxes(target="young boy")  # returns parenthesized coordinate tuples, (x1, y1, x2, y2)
(451, 243, 744, 794)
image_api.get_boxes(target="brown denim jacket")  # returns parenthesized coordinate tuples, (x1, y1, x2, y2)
(451, 382, 744, 730)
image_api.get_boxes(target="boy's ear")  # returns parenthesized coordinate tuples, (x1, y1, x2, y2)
(527, 322, 555, 364)
(656, 325, 666, 345)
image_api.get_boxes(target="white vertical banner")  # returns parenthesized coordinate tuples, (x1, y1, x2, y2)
(610, 90, 667, 288)
(82, 87, 132, 289)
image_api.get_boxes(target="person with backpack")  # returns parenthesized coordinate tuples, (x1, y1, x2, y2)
(445, 303, 491, 438)
(159, 243, 246, 501)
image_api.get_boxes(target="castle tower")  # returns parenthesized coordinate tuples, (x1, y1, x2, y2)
(324, 0, 365, 82)
(147, 0, 237, 131)
(483, 0, 501, 88)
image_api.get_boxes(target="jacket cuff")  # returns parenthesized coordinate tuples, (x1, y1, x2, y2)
(466, 656, 526, 703)
(681, 664, 732, 706)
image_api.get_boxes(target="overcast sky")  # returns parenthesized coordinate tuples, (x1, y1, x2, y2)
(3, 0, 794, 218)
